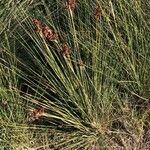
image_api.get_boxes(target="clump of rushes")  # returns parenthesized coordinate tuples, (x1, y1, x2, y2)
(32, 19, 58, 41)
(2, 0, 149, 149)
(67, 0, 76, 11)
(94, 4, 101, 21)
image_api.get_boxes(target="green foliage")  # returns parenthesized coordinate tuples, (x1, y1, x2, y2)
(0, 0, 149, 149)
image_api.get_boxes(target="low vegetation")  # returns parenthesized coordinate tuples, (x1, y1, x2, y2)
(0, 0, 149, 149)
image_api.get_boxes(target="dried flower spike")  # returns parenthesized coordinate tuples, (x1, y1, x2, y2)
(67, 0, 76, 11)
(42, 26, 58, 41)
(94, 4, 101, 21)
(32, 19, 43, 32)
(28, 108, 44, 122)
(48, 31, 58, 41)
(32, 19, 58, 41)
(62, 43, 71, 57)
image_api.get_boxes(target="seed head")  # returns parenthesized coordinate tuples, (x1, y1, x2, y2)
(28, 108, 44, 122)
(32, 19, 43, 32)
(62, 43, 71, 57)
(94, 4, 101, 21)
(32, 19, 58, 41)
(67, 0, 76, 11)
(42, 26, 58, 41)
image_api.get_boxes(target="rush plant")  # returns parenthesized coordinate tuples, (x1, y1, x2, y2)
(0, 0, 149, 149)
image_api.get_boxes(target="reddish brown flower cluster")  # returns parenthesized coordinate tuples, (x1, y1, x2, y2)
(32, 19, 43, 32)
(62, 43, 71, 57)
(28, 108, 44, 122)
(67, 0, 76, 11)
(94, 4, 101, 21)
(32, 19, 72, 57)
(32, 19, 58, 41)
(42, 26, 58, 41)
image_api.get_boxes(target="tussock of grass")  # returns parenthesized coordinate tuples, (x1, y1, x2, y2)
(0, 0, 150, 149)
